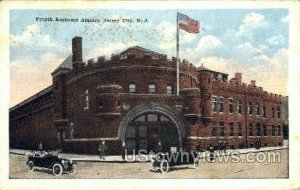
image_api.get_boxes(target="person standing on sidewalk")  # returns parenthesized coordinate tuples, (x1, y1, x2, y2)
(209, 145, 215, 162)
(155, 141, 163, 153)
(122, 142, 127, 161)
(223, 140, 227, 153)
(38, 142, 43, 155)
(98, 141, 107, 160)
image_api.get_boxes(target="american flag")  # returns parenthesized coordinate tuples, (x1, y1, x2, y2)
(178, 13, 199, 33)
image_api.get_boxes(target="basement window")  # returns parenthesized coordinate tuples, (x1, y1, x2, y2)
(148, 84, 156, 94)
(129, 83, 136, 93)
(166, 85, 173, 95)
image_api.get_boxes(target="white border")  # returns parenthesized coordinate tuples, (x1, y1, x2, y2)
(0, 1, 299, 190)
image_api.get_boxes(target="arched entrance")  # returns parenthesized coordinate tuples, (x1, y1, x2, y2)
(118, 103, 185, 153)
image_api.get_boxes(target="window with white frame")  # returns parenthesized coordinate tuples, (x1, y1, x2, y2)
(212, 96, 218, 112)
(256, 123, 261, 136)
(148, 84, 156, 94)
(237, 100, 242, 115)
(229, 122, 234, 136)
(256, 103, 260, 116)
(248, 102, 253, 115)
(277, 125, 281, 136)
(219, 121, 225, 136)
(166, 85, 173, 95)
(248, 123, 253, 136)
(272, 125, 276, 136)
(263, 106, 266, 118)
(277, 107, 281, 118)
(84, 89, 89, 109)
(229, 98, 233, 114)
(211, 121, 218, 136)
(219, 97, 224, 113)
(129, 83, 136, 93)
(263, 125, 267, 136)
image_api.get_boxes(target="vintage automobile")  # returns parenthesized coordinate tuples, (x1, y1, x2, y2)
(150, 151, 199, 173)
(26, 151, 77, 176)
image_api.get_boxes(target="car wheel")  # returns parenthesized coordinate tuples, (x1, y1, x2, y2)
(151, 160, 159, 172)
(160, 160, 169, 173)
(52, 163, 63, 176)
(27, 161, 34, 171)
(193, 158, 199, 168)
(67, 164, 77, 175)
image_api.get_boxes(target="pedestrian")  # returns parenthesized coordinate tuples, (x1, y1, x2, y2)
(218, 140, 222, 153)
(98, 140, 107, 160)
(255, 139, 261, 150)
(122, 142, 127, 161)
(155, 141, 163, 153)
(38, 142, 43, 155)
(209, 145, 215, 162)
(223, 140, 227, 153)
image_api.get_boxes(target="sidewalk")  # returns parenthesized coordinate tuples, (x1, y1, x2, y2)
(10, 145, 287, 162)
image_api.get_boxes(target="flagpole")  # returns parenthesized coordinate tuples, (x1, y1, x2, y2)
(176, 12, 180, 96)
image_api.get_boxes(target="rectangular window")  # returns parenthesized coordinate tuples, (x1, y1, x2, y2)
(238, 123, 242, 136)
(229, 98, 233, 114)
(219, 121, 225, 137)
(248, 123, 253, 136)
(263, 125, 267, 136)
(256, 123, 261, 136)
(166, 85, 172, 95)
(248, 102, 253, 115)
(219, 97, 224, 113)
(129, 83, 136, 93)
(263, 106, 266, 118)
(212, 96, 217, 112)
(256, 103, 260, 116)
(211, 121, 218, 136)
(277, 126, 281, 136)
(272, 125, 276, 136)
(84, 89, 89, 109)
(229, 122, 234, 136)
(237, 100, 242, 115)
(272, 107, 275, 118)
(148, 84, 156, 94)
(277, 107, 281, 118)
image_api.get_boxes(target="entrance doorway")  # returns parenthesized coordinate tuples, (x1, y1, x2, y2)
(125, 113, 180, 153)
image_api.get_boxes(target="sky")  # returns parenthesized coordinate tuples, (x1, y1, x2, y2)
(9, 9, 289, 107)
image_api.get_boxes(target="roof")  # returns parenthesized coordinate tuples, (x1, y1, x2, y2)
(120, 46, 165, 56)
(197, 65, 228, 76)
(9, 86, 53, 112)
(51, 55, 73, 74)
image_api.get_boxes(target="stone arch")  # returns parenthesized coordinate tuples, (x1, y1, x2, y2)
(118, 102, 185, 148)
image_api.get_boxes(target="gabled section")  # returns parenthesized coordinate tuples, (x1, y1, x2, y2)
(51, 55, 72, 77)
(119, 46, 167, 59)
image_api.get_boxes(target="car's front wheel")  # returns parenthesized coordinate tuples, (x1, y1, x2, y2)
(151, 160, 160, 172)
(67, 163, 77, 175)
(52, 163, 63, 176)
(160, 160, 169, 173)
(27, 161, 34, 171)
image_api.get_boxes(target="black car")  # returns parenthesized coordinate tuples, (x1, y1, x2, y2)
(150, 151, 199, 173)
(26, 151, 77, 176)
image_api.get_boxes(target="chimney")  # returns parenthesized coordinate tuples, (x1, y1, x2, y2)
(250, 80, 256, 87)
(235, 73, 242, 84)
(72, 36, 82, 67)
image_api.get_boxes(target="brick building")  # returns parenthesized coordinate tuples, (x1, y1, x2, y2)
(9, 36, 284, 155)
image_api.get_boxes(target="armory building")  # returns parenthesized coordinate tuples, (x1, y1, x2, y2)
(9, 36, 284, 154)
